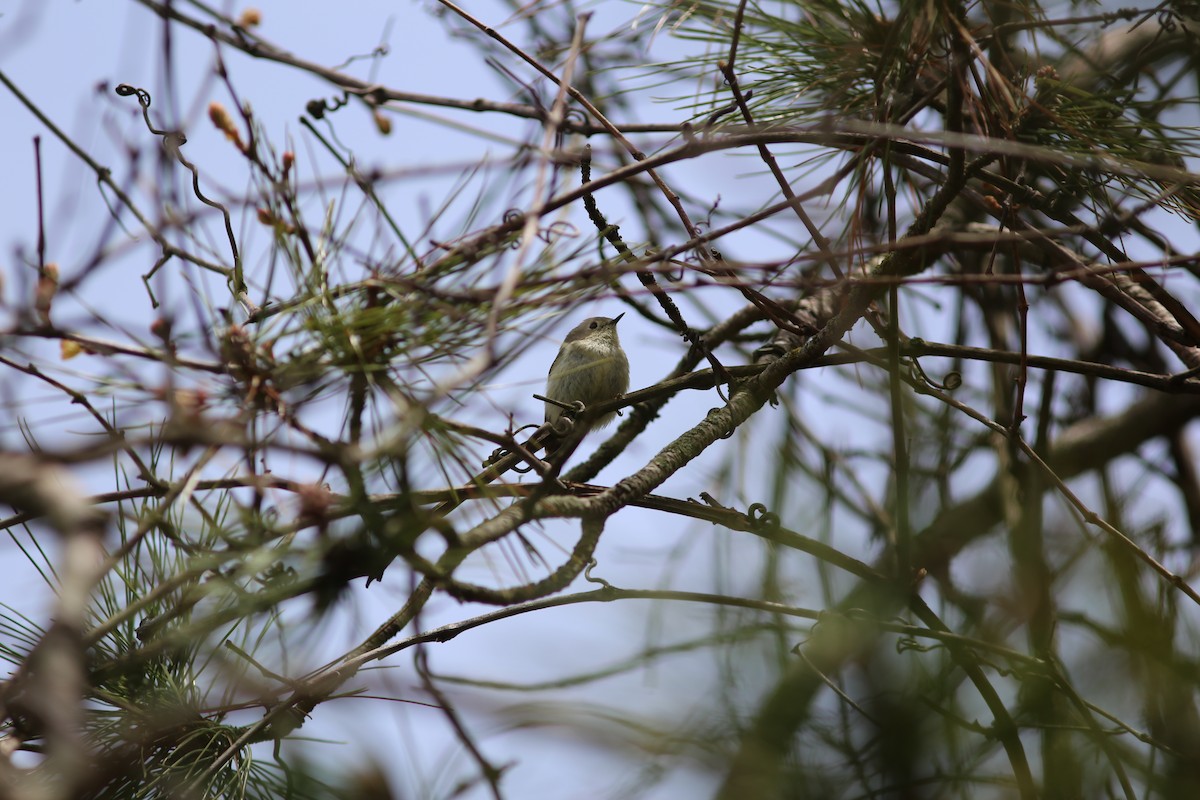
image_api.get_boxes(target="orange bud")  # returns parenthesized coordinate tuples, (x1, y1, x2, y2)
(373, 111, 392, 136)
(208, 101, 245, 151)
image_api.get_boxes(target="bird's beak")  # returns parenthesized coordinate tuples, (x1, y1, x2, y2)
(611, 312, 625, 325)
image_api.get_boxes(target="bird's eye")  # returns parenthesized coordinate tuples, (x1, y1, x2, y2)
(589, 321, 599, 329)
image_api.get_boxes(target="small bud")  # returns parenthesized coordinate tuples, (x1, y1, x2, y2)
(373, 110, 392, 136)
(208, 102, 233, 134)
(208, 101, 246, 152)
(237, 8, 262, 27)
(257, 206, 295, 235)
(150, 317, 172, 341)
(35, 263, 59, 324)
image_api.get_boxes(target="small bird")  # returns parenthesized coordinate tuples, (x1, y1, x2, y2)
(544, 314, 630, 439)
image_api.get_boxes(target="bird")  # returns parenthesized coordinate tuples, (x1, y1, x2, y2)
(543, 314, 630, 446)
